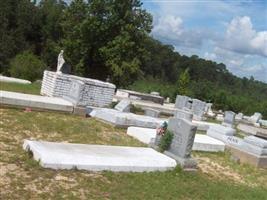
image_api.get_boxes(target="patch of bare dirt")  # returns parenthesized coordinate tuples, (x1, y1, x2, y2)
(196, 157, 250, 185)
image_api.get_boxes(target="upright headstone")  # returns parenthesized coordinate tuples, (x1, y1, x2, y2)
(175, 95, 190, 110)
(114, 99, 131, 112)
(174, 109, 193, 121)
(164, 118, 197, 169)
(191, 99, 206, 121)
(223, 111, 236, 127)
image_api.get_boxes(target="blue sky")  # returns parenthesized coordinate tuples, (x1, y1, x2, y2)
(142, 0, 267, 82)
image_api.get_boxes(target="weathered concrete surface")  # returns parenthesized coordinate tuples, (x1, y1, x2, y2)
(91, 108, 164, 128)
(0, 90, 73, 112)
(192, 120, 218, 131)
(237, 123, 267, 139)
(116, 89, 164, 105)
(23, 140, 177, 172)
(127, 127, 225, 152)
(41, 70, 115, 107)
(114, 97, 176, 115)
(0, 75, 31, 84)
(228, 146, 267, 168)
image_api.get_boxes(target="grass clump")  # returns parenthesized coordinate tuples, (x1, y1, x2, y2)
(159, 130, 173, 152)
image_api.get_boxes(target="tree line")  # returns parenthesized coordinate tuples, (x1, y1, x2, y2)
(0, 0, 266, 117)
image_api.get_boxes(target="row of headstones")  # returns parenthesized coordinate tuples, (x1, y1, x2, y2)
(174, 95, 214, 121)
(225, 111, 264, 127)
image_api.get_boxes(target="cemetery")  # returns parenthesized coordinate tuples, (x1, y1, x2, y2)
(1, 59, 267, 198)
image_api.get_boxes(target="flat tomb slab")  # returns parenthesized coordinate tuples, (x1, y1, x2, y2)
(127, 127, 225, 152)
(92, 108, 164, 128)
(228, 146, 267, 168)
(0, 90, 73, 112)
(23, 140, 176, 172)
(0, 75, 31, 84)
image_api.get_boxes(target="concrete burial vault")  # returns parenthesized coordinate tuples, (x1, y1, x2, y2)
(23, 140, 177, 172)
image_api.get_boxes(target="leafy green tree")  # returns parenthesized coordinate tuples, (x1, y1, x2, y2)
(61, 0, 152, 86)
(177, 68, 190, 96)
(39, 0, 66, 69)
(9, 51, 46, 81)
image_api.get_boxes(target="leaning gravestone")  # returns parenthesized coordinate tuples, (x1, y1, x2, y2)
(222, 111, 236, 127)
(164, 117, 197, 170)
(115, 99, 131, 112)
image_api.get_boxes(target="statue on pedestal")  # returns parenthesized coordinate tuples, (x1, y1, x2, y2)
(57, 50, 65, 74)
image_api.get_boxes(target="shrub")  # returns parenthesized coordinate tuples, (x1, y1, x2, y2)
(9, 51, 46, 81)
(159, 130, 174, 152)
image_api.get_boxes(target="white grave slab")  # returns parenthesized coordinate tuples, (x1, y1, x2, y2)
(0, 90, 73, 112)
(127, 127, 225, 152)
(0, 75, 31, 84)
(92, 108, 164, 128)
(23, 140, 176, 172)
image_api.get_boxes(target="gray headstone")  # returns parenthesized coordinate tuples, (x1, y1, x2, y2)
(191, 99, 206, 120)
(167, 118, 196, 158)
(175, 95, 191, 110)
(144, 108, 160, 118)
(223, 111, 236, 127)
(174, 109, 193, 121)
(63, 79, 84, 105)
(114, 100, 131, 112)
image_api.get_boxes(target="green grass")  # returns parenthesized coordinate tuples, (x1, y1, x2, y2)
(1, 108, 267, 199)
(0, 82, 41, 95)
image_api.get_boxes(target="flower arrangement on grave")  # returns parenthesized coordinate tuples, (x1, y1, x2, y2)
(156, 121, 174, 152)
(156, 121, 168, 136)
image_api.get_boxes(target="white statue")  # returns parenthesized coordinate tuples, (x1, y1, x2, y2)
(57, 50, 65, 74)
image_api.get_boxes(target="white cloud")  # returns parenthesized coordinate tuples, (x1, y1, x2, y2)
(152, 15, 216, 48)
(221, 16, 267, 57)
(206, 47, 267, 82)
(153, 15, 183, 39)
(204, 52, 217, 60)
